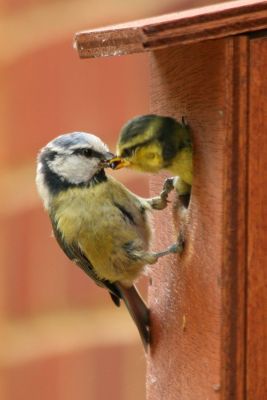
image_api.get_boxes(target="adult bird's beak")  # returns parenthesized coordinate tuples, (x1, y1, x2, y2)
(108, 156, 131, 170)
(100, 152, 115, 168)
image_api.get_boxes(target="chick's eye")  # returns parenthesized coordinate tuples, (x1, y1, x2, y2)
(146, 152, 155, 159)
(121, 148, 131, 157)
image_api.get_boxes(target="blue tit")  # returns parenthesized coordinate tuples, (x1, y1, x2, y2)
(36, 132, 178, 350)
(110, 114, 193, 197)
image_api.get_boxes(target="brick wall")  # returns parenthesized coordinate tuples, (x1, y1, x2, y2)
(0, 1, 232, 399)
(0, 1, 160, 398)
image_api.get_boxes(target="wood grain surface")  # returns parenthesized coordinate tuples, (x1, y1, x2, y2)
(146, 37, 249, 400)
(220, 36, 248, 400)
(74, 0, 267, 58)
(247, 36, 267, 399)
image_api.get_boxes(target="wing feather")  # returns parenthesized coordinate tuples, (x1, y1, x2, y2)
(50, 217, 122, 306)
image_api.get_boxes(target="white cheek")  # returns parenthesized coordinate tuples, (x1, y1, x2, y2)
(36, 163, 51, 209)
(49, 155, 99, 184)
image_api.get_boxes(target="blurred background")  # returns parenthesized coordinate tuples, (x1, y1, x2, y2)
(0, 0, 233, 399)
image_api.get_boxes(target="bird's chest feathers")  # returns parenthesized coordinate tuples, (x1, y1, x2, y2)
(170, 147, 193, 185)
(52, 186, 102, 241)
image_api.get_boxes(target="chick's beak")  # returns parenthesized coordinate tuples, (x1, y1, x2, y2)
(108, 156, 131, 170)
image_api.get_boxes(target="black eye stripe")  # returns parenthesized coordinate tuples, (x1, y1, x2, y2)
(73, 148, 102, 158)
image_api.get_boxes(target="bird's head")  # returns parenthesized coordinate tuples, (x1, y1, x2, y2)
(36, 132, 113, 208)
(110, 115, 186, 173)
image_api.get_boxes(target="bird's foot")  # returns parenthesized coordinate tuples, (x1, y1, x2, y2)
(148, 195, 168, 210)
(161, 177, 175, 195)
(153, 238, 184, 260)
(148, 177, 175, 210)
(168, 234, 185, 254)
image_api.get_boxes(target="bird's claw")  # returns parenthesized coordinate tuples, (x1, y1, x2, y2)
(149, 177, 176, 210)
(153, 177, 175, 208)
(161, 177, 175, 196)
(149, 195, 168, 210)
(168, 240, 184, 255)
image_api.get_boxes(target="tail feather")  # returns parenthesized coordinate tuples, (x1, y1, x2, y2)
(116, 283, 150, 351)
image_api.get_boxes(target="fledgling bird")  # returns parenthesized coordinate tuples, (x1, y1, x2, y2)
(36, 132, 178, 350)
(111, 114, 193, 197)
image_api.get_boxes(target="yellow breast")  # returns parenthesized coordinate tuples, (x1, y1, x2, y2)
(169, 147, 193, 185)
(51, 178, 152, 283)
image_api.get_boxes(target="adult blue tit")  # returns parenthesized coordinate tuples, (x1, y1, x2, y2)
(111, 114, 193, 196)
(36, 132, 178, 350)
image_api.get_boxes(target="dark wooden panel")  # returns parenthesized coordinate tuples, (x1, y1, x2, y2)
(74, 0, 267, 58)
(247, 36, 267, 399)
(220, 36, 248, 400)
(147, 37, 248, 400)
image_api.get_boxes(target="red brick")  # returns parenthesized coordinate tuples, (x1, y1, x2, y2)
(52, 349, 94, 400)
(4, 40, 149, 166)
(3, 205, 118, 316)
(1, 342, 145, 400)
(121, 343, 146, 400)
(3, 207, 67, 315)
(65, 265, 114, 309)
(90, 345, 125, 400)
(2, 356, 61, 400)
(2, 0, 54, 13)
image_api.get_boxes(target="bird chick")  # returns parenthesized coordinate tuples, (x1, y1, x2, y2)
(111, 114, 193, 197)
(36, 132, 178, 350)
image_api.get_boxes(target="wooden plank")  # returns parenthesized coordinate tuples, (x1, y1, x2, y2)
(247, 36, 267, 399)
(146, 36, 247, 399)
(220, 36, 248, 400)
(74, 0, 267, 58)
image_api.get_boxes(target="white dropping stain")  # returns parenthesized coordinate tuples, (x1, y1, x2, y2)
(112, 49, 123, 56)
(150, 375, 157, 385)
(212, 383, 221, 392)
(182, 315, 186, 331)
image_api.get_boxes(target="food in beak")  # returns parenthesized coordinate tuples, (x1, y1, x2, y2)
(100, 152, 115, 168)
(108, 157, 131, 170)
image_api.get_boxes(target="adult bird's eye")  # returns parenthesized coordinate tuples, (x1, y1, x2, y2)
(81, 148, 93, 157)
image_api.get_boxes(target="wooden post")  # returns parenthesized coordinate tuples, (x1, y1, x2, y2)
(147, 36, 248, 400)
(75, 1, 267, 399)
